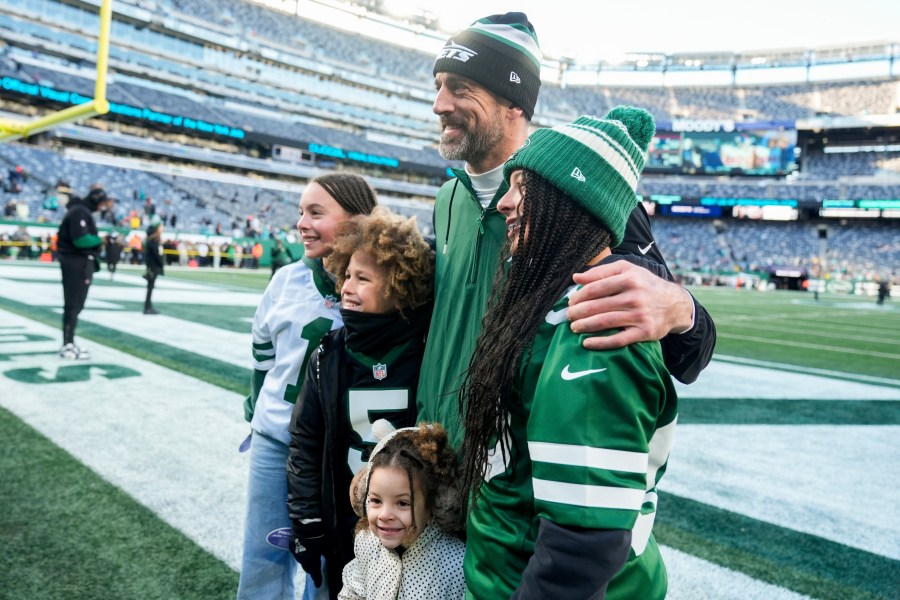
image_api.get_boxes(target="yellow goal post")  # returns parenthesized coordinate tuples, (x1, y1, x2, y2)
(0, 0, 111, 143)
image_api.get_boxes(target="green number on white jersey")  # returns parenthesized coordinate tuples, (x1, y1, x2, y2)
(346, 388, 409, 474)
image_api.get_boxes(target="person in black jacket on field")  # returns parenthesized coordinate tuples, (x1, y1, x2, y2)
(104, 231, 122, 279)
(57, 187, 109, 360)
(143, 216, 165, 315)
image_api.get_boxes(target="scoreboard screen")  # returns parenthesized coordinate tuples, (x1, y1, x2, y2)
(645, 128, 798, 176)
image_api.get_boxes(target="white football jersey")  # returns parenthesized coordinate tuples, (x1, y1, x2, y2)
(250, 259, 342, 444)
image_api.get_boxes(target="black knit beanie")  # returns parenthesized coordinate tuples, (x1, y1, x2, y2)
(433, 12, 542, 119)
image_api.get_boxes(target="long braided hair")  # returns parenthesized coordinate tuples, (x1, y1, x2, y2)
(458, 170, 613, 504)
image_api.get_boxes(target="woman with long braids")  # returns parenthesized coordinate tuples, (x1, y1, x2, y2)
(460, 107, 679, 600)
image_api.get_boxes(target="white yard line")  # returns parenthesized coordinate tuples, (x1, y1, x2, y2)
(675, 360, 900, 400)
(713, 354, 900, 386)
(665, 424, 900, 560)
(76, 308, 252, 369)
(717, 332, 900, 360)
(663, 546, 812, 600)
(0, 309, 250, 572)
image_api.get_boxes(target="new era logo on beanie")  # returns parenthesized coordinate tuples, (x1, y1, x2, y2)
(503, 106, 656, 246)
(434, 12, 542, 119)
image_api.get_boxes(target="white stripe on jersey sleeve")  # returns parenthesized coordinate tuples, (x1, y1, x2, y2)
(647, 417, 677, 489)
(529, 441, 648, 473)
(631, 491, 658, 555)
(533, 478, 646, 510)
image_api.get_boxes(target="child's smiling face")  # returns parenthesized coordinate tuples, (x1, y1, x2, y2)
(341, 251, 396, 314)
(296, 182, 351, 259)
(366, 465, 431, 549)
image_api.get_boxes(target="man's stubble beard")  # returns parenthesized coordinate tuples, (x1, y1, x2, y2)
(438, 112, 505, 167)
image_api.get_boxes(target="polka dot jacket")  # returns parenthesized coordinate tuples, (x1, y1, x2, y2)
(338, 521, 465, 600)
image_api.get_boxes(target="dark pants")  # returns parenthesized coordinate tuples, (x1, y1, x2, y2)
(60, 254, 94, 345)
(144, 271, 158, 309)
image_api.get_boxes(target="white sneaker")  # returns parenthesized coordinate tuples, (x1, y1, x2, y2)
(59, 343, 78, 360)
(60, 343, 90, 360)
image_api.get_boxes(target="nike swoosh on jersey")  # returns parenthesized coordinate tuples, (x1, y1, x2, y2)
(638, 241, 655, 255)
(561, 365, 608, 380)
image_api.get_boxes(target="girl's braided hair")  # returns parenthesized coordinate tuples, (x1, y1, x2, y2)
(311, 173, 377, 216)
(458, 171, 612, 505)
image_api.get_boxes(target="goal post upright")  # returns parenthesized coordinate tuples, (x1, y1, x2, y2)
(0, 0, 112, 143)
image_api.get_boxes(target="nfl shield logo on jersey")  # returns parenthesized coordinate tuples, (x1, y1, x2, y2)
(372, 363, 387, 380)
(324, 294, 337, 309)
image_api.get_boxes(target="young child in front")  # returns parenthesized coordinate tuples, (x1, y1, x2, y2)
(286, 208, 435, 600)
(340, 421, 465, 600)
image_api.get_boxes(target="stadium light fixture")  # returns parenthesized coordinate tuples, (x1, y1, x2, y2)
(0, 0, 111, 143)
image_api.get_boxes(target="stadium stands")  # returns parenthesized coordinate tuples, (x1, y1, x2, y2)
(0, 0, 896, 277)
(806, 152, 900, 177)
(653, 217, 899, 278)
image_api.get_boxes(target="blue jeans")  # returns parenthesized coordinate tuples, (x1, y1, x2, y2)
(237, 431, 329, 600)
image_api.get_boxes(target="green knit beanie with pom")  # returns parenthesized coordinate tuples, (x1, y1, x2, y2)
(503, 105, 655, 246)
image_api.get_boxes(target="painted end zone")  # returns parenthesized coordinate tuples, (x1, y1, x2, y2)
(0, 308, 249, 571)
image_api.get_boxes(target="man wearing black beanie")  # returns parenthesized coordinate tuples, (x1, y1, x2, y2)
(419, 15, 718, 595)
(57, 186, 109, 360)
(421, 11, 715, 440)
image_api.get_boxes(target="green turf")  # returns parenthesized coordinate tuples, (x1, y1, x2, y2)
(114, 301, 257, 334)
(0, 276, 140, 287)
(679, 398, 900, 425)
(655, 492, 900, 600)
(691, 288, 900, 380)
(0, 406, 239, 600)
(154, 267, 271, 292)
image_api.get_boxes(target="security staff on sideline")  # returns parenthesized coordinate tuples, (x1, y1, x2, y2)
(57, 187, 109, 360)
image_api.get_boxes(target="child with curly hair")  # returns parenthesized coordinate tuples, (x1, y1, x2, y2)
(286, 207, 436, 600)
(340, 421, 465, 600)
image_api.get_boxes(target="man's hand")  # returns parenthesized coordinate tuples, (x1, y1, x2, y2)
(567, 260, 694, 351)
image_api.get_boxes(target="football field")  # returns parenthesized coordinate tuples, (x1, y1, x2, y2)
(1, 261, 898, 599)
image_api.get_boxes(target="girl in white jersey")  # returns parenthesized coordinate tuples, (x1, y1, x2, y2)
(238, 174, 378, 600)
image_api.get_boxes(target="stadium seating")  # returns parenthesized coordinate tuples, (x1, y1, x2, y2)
(653, 218, 899, 277)
(0, 0, 896, 276)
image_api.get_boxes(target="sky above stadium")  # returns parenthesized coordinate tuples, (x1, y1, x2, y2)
(381, 0, 900, 61)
